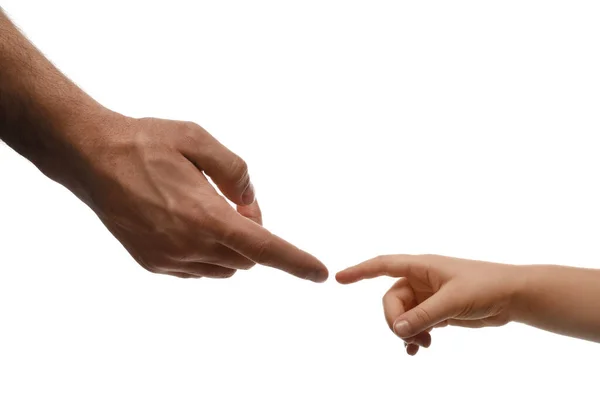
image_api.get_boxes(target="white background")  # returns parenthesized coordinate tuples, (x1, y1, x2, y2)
(1, 1, 600, 399)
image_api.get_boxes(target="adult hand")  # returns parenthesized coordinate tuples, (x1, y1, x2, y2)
(62, 113, 328, 281)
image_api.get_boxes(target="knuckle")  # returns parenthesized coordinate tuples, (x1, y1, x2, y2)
(215, 220, 243, 244)
(202, 204, 224, 226)
(229, 156, 249, 183)
(412, 307, 432, 327)
(178, 121, 210, 146)
(252, 237, 272, 265)
(193, 203, 229, 235)
(382, 287, 395, 303)
(182, 121, 203, 133)
(186, 122, 211, 142)
(211, 210, 245, 242)
(375, 255, 391, 271)
(383, 285, 398, 300)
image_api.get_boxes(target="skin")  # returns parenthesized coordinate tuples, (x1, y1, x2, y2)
(5, 5, 597, 353)
(337, 254, 600, 355)
(0, 10, 328, 282)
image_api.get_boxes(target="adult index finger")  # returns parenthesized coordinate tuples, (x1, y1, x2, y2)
(218, 210, 328, 282)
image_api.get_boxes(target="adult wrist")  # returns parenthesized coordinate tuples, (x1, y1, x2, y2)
(33, 102, 124, 197)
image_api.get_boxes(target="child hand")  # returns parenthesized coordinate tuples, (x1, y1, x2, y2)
(336, 255, 522, 355)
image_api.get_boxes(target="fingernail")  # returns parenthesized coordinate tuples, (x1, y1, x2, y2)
(242, 183, 255, 205)
(394, 321, 411, 338)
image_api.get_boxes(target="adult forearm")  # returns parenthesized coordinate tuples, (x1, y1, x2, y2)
(512, 265, 600, 342)
(0, 10, 109, 184)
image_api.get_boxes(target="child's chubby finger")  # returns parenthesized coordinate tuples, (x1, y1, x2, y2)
(383, 279, 433, 350)
(405, 343, 420, 356)
(382, 278, 415, 330)
(405, 331, 432, 348)
(336, 255, 422, 284)
(383, 279, 435, 353)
